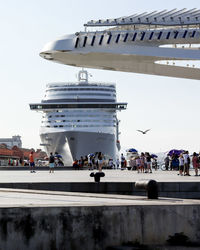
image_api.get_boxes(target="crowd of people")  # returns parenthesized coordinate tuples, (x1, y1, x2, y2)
(73, 152, 104, 171)
(72, 151, 158, 173)
(121, 152, 158, 173)
(164, 151, 200, 176)
(27, 149, 200, 176)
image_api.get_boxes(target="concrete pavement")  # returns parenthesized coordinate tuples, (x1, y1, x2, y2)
(0, 169, 199, 183)
(0, 188, 200, 207)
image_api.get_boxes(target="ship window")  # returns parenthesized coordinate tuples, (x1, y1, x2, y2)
(115, 34, 120, 43)
(191, 30, 196, 38)
(48, 115, 52, 118)
(149, 32, 154, 40)
(183, 30, 188, 38)
(132, 33, 137, 41)
(107, 34, 112, 44)
(158, 31, 162, 40)
(166, 32, 170, 39)
(91, 36, 96, 46)
(75, 37, 79, 48)
(124, 33, 129, 42)
(83, 36, 87, 47)
(140, 32, 145, 41)
(59, 125, 63, 127)
(54, 125, 58, 128)
(174, 31, 178, 39)
(99, 35, 104, 45)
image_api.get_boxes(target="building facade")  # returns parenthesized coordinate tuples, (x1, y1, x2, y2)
(0, 136, 22, 149)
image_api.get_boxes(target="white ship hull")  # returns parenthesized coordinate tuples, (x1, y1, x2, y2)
(40, 130, 116, 165)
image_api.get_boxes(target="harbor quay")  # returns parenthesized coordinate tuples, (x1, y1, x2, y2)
(0, 169, 199, 249)
(0, 189, 199, 249)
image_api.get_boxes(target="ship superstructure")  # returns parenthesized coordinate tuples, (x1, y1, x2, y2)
(30, 70, 127, 164)
(40, 9, 200, 80)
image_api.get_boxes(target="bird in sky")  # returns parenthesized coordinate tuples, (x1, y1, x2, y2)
(137, 129, 151, 134)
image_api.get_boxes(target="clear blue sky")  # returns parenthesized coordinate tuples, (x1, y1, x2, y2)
(1, 0, 200, 154)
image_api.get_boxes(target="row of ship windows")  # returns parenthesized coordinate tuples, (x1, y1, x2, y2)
(42, 119, 116, 123)
(75, 30, 197, 47)
(45, 93, 116, 97)
(45, 115, 115, 118)
(44, 125, 116, 128)
(47, 88, 116, 92)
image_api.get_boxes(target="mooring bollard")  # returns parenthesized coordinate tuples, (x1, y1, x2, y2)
(90, 172, 105, 183)
(135, 179, 158, 199)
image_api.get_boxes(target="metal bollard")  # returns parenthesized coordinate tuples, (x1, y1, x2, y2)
(90, 172, 105, 183)
(135, 179, 158, 199)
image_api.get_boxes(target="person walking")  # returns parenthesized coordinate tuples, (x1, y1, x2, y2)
(49, 152, 55, 173)
(29, 151, 35, 173)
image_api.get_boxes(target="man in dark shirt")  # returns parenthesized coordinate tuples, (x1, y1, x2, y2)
(49, 152, 55, 173)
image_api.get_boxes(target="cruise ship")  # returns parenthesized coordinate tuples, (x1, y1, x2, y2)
(30, 70, 127, 164)
(40, 9, 200, 80)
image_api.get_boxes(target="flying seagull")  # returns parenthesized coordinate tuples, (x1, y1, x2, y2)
(137, 129, 151, 134)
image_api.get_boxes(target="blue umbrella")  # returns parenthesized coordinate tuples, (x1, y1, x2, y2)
(55, 154, 62, 158)
(151, 154, 158, 158)
(127, 148, 138, 153)
(88, 153, 95, 157)
(168, 149, 184, 156)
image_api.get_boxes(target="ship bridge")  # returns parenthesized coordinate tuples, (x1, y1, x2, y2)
(30, 102, 127, 111)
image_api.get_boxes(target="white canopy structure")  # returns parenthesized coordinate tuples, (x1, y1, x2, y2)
(85, 9, 200, 28)
(40, 9, 200, 80)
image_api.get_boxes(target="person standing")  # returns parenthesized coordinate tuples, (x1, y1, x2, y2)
(29, 151, 35, 173)
(192, 152, 199, 176)
(145, 152, 152, 173)
(116, 158, 120, 169)
(140, 153, 145, 173)
(98, 152, 103, 172)
(178, 154, 184, 176)
(49, 152, 55, 173)
(183, 151, 190, 176)
(135, 156, 141, 173)
(121, 153, 125, 170)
